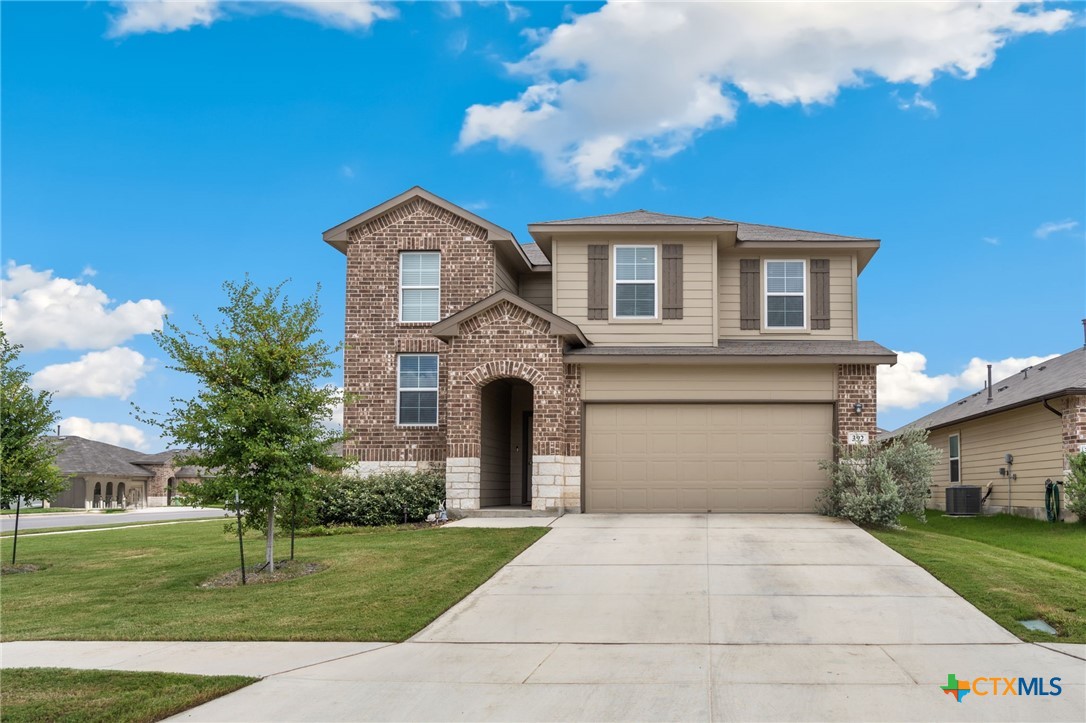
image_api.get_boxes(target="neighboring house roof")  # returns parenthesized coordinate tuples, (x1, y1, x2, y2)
(49, 436, 154, 478)
(885, 346, 1085, 437)
(322, 186, 540, 271)
(566, 339, 896, 365)
(535, 210, 724, 226)
(431, 290, 591, 347)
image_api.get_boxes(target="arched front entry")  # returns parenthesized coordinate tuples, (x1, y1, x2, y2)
(105, 482, 114, 508)
(92, 482, 102, 508)
(479, 378, 534, 508)
(116, 482, 126, 508)
(167, 478, 177, 506)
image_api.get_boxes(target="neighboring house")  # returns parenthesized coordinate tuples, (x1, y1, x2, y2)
(885, 342, 1086, 520)
(49, 436, 204, 509)
(323, 187, 897, 514)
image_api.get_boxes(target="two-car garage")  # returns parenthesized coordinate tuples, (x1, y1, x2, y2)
(584, 403, 834, 513)
(579, 365, 838, 513)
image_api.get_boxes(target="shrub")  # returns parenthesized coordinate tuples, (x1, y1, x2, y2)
(817, 428, 938, 528)
(1064, 452, 1086, 524)
(315, 470, 445, 527)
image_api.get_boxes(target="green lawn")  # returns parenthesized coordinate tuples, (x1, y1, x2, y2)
(871, 511, 1086, 643)
(0, 522, 546, 641)
(0, 668, 255, 723)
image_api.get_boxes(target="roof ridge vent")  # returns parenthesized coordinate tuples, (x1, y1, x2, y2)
(997, 385, 1009, 392)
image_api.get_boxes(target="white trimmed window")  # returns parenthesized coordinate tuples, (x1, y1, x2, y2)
(949, 434, 961, 484)
(398, 354, 438, 426)
(400, 252, 440, 323)
(765, 260, 806, 328)
(614, 246, 657, 318)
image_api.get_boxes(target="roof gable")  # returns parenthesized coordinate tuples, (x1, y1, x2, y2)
(50, 436, 154, 478)
(430, 290, 590, 347)
(322, 186, 540, 270)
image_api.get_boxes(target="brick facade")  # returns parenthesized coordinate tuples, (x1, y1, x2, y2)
(1062, 394, 1086, 466)
(835, 363, 878, 449)
(444, 301, 579, 512)
(343, 198, 496, 466)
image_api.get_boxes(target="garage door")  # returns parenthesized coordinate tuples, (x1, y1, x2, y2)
(585, 403, 833, 513)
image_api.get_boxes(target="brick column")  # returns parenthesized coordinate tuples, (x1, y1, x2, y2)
(836, 364, 878, 448)
(1063, 394, 1086, 467)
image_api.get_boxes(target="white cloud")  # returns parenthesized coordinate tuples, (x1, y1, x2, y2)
(982, 236, 1000, 245)
(894, 90, 938, 115)
(878, 351, 1060, 411)
(81, 266, 98, 278)
(31, 347, 151, 400)
(106, 0, 396, 38)
(504, 1, 528, 23)
(60, 417, 150, 451)
(2, 261, 166, 352)
(437, 1, 461, 19)
(448, 29, 469, 56)
(107, 0, 221, 37)
(461, 2, 1073, 190)
(1034, 219, 1080, 239)
(340, 164, 356, 179)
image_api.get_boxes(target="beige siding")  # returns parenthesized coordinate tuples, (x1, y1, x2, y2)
(585, 403, 833, 513)
(719, 252, 855, 340)
(926, 402, 1065, 513)
(494, 252, 519, 295)
(518, 272, 553, 312)
(582, 364, 836, 402)
(553, 237, 716, 346)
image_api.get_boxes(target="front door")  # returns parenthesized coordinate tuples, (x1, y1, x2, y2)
(521, 411, 533, 505)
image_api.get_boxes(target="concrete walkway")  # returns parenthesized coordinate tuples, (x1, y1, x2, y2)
(4, 514, 1083, 721)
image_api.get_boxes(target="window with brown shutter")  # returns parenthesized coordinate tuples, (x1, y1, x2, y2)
(739, 259, 760, 330)
(587, 244, 608, 320)
(810, 259, 830, 330)
(662, 244, 683, 320)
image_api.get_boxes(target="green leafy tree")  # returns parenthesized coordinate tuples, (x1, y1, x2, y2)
(1064, 452, 1086, 524)
(0, 326, 68, 564)
(140, 279, 346, 570)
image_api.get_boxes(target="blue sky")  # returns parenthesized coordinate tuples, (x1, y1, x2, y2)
(2, 1, 1084, 449)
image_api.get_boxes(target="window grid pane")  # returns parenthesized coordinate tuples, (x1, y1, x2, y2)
(398, 355, 438, 425)
(615, 247, 656, 282)
(400, 252, 440, 322)
(616, 283, 655, 317)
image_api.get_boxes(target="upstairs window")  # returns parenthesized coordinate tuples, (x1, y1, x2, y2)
(614, 246, 657, 318)
(398, 354, 438, 426)
(765, 260, 806, 328)
(400, 252, 440, 322)
(949, 434, 961, 484)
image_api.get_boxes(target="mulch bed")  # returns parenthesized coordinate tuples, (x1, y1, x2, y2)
(199, 559, 326, 588)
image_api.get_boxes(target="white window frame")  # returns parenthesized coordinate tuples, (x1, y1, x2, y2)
(399, 251, 441, 324)
(949, 433, 961, 485)
(396, 354, 439, 427)
(612, 244, 659, 319)
(763, 259, 807, 330)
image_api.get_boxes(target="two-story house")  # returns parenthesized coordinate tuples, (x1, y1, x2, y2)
(323, 187, 896, 515)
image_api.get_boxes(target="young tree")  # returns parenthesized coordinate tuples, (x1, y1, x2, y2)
(0, 326, 68, 564)
(142, 279, 346, 570)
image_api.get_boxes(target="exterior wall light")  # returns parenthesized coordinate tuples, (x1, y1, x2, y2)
(853, 402, 864, 414)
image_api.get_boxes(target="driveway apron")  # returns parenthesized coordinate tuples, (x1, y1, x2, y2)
(163, 514, 1083, 721)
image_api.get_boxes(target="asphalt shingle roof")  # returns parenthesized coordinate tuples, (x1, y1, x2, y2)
(535, 210, 722, 226)
(704, 217, 872, 242)
(566, 339, 895, 359)
(886, 346, 1086, 436)
(520, 242, 551, 265)
(50, 436, 154, 478)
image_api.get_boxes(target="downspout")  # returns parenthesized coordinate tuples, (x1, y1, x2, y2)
(1042, 397, 1063, 418)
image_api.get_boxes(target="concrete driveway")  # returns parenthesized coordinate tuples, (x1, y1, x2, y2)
(166, 514, 1083, 720)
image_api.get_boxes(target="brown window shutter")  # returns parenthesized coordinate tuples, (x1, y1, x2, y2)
(587, 244, 609, 320)
(739, 259, 760, 330)
(662, 244, 683, 320)
(810, 259, 830, 330)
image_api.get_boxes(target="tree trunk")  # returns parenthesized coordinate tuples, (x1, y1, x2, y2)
(265, 503, 275, 572)
(12, 497, 21, 565)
